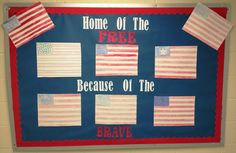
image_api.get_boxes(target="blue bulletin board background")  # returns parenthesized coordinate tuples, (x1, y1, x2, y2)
(7, 6, 227, 147)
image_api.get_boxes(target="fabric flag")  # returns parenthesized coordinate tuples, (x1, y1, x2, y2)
(183, 2, 233, 50)
(37, 42, 81, 77)
(8, 2, 54, 48)
(96, 44, 138, 76)
(37, 94, 81, 127)
(154, 96, 195, 126)
(155, 46, 197, 79)
(95, 95, 137, 125)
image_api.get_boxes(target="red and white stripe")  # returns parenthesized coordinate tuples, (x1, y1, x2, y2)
(154, 96, 195, 126)
(183, 3, 233, 50)
(96, 44, 138, 76)
(9, 2, 54, 48)
(38, 94, 81, 127)
(37, 43, 81, 77)
(155, 46, 197, 79)
(95, 95, 137, 125)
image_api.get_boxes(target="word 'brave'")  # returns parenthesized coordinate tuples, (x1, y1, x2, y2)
(97, 126, 133, 138)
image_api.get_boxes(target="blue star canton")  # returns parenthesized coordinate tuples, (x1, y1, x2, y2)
(96, 95, 111, 106)
(155, 47, 170, 57)
(96, 44, 108, 54)
(37, 43, 53, 55)
(195, 3, 210, 18)
(38, 94, 53, 105)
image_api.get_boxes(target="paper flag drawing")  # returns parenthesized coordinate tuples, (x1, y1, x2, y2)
(95, 94, 137, 125)
(37, 94, 81, 127)
(96, 44, 138, 76)
(154, 96, 195, 126)
(37, 42, 82, 77)
(155, 46, 197, 79)
(4, 2, 54, 48)
(183, 3, 233, 50)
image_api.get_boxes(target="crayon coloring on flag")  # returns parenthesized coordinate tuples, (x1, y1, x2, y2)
(6, 2, 54, 48)
(37, 42, 82, 77)
(155, 46, 197, 79)
(183, 2, 233, 50)
(37, 94, 82, 127)
(96, 44, 138, 76)
(95, 94, 137, 125)
(154, 96, 195, 126)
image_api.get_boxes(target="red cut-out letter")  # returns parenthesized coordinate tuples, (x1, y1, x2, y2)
(98, 30, 107, 43)
(96, 126, 103, 138)
(118, 32, 127, 43)
(107, 31, 118, 43)
(128, 32, 136, 43)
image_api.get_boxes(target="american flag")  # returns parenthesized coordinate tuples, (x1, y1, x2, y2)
(155, 46, 197, 79)
(154, 96, 195, 126)
(37, 94, 81, 127)
(37, 42, 81, 77)
(95, 95, 137, 125)
(183, 3, 233, 50)
(96, 44, 138, 76)
(8, 2, 54, 48)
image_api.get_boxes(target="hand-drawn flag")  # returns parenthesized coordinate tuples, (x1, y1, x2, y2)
(37, 42, 81, 77)
(96, 44, 138, 76)
(95, 95, 137, 125)
(8, 2, 54, 48)
(37, 94, 81, 127)
(183, 3, 233, 50)
(154, 96, 195, 126)
(155, 46, 197, 79)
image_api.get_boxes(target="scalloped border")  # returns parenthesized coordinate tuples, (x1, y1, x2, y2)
(9, 6, 226, 147)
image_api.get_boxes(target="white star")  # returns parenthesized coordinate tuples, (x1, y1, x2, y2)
(160, 48, 168, 55)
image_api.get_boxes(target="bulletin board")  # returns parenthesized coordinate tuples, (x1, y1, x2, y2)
(4, 3, 229, 150)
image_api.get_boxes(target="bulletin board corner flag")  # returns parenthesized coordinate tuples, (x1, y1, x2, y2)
(183, 2, 233, 50)
(3, 2, 54, 48)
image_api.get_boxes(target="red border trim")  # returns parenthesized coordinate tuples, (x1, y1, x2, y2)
(14, 2, 42, 16)
(8, 7, 227, 147)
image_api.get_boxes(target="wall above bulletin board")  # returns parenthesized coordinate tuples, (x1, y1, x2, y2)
(3, 2, 233, 151)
